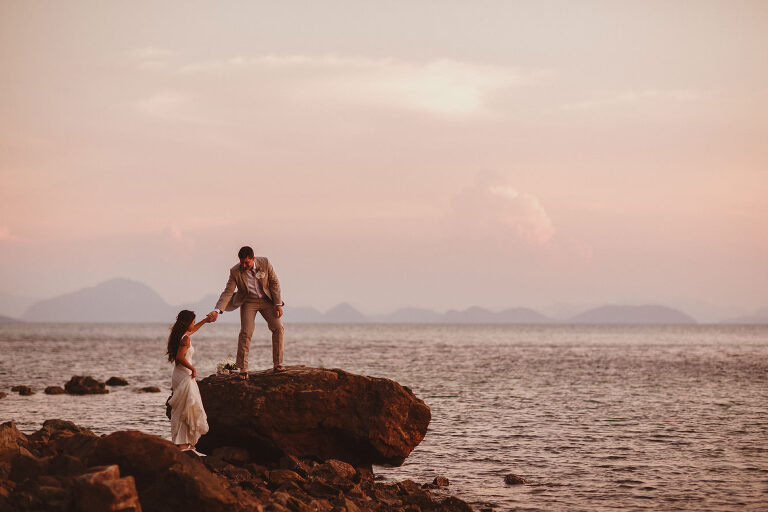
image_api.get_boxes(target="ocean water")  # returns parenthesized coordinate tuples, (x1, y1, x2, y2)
(0, 322, 766, 511)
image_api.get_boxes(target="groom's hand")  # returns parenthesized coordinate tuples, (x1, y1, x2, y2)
(207, 311, 219, 322)
(275, 305, 283, 318)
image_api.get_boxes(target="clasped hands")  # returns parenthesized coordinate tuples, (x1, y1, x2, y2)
(206, 305, 283, 323)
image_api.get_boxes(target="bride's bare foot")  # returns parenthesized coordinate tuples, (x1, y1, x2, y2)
(177, 443, 192, 450)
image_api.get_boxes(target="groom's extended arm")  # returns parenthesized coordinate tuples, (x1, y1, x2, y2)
(213, 271, 237, 315)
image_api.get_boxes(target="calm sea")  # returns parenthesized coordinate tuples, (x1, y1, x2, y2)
(0, 323, 766, 511)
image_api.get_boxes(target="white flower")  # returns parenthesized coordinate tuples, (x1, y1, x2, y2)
(255, 271, 267, 279)
(216, 357, 238, 374)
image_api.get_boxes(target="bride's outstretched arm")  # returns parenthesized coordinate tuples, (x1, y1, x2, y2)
(187, 316, 212, 336)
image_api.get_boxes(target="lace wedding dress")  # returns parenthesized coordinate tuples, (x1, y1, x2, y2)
(169, 335, 209, 446)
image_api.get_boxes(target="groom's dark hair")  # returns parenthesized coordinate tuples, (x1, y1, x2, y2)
(238, 246, 254, 259)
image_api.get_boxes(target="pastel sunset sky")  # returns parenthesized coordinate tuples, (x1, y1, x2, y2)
(1, 1, 766, 318)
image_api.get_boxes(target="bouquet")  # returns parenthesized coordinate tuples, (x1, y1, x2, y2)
(216, 357, 239, 375)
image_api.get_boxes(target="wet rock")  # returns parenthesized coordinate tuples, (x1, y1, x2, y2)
(105, 377, 129, 386)
(332, 497, 361, 512)
(304, 479, 341, 499)
(504, 473, 526, 485)
(45, 386, 66, 395)
(47, 453, 86, 477)
(0, 392, 7, 399)
(11, 385, 34, 396)
(29, 419, 96, 443)
(440, 495, 475, 511)
(64, 376, 108, 395)
(267, 468, 306, 489)
(210, 446, 251, 465)
(0, 422, 29, 461)
(278, 454, 311, 477)
(88, 430, 240, 511)
(197, 366, 431, 466)
(75, 464, 142, 512)
(433, 475, 450, 487)
(138, 386, 161, 393)
(9, 452, 49, 483)
(309, 459, 357, 492)
(8, 479, 71, 511)
(53, 433, 100, 461)
(220, 463, 252, 483)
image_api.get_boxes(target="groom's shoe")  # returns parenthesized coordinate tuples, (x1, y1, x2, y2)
(239, 371, 249, 380)
(273, 365, 286, 373)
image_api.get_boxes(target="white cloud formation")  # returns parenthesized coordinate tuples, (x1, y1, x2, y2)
(451, 175, 555, 245)
(177, 55, 539, 116)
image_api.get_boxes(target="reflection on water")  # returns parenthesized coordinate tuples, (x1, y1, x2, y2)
(1, 323, 767, 511)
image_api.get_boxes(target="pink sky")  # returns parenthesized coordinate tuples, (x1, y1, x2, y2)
(1, 1, 766, 319)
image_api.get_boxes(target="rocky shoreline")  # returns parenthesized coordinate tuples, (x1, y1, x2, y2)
(0, 419, 474, 511)
(1, 367, 479, 511)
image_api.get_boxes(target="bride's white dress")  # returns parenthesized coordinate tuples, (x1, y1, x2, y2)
(169, 335, 209, 445)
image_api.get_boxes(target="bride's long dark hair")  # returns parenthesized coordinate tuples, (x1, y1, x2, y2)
(167, 310, 195, 363)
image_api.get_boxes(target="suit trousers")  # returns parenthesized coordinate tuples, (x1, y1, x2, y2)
(237, 296, 284, 371)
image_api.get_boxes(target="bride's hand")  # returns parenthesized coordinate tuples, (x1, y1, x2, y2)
(191, 367, 197, 379)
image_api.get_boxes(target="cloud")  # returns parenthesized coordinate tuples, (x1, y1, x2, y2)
(134, 90, 194, 120)
(450, 174, 555, 245)
(162, 224, 195, 250)
(177, 54, 539, 117)
(562, 89, 704, 111)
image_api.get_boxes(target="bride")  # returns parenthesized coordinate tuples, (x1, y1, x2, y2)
(166, 309, 211, 453)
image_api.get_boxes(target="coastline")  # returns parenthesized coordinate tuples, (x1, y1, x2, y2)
(0, 419, 476, 511)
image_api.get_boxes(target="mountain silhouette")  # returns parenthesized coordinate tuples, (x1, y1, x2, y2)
(375, 307, 443, 323)
(323, 303, 368, 323)
(566, 304, 696, 324)
(22, 278, 174, 322)
(17, 278, 710, 325)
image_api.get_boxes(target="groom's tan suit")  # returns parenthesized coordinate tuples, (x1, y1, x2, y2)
(214, 257, 284, 371)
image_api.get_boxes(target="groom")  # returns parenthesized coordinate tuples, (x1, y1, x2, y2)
(207, 246, 285, 376)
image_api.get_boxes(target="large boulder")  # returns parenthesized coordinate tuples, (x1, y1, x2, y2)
(65, 376, 108, 395)
(197, 366, 431, 466)
(88, 430, 243, 512)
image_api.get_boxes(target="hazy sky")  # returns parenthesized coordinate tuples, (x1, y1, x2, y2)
(1, 1, 766, 316)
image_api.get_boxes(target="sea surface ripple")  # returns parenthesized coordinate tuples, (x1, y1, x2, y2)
(0, 323, 766, 511)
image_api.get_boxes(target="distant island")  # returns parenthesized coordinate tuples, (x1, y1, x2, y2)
(1, 277, 766, 325)
(565, 304, 697, 324)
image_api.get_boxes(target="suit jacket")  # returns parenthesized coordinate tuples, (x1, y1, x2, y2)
(214, 257, 284, 312)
